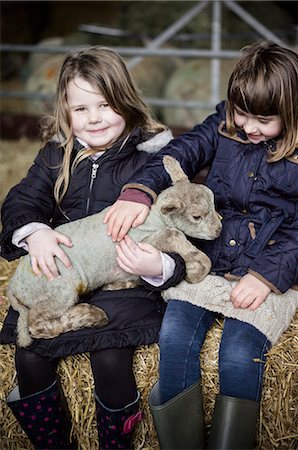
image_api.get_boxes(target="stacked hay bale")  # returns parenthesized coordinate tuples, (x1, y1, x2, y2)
(0, 139, 40, 205)
(0, 258, 297, 450)
(161, 58, 236, 128)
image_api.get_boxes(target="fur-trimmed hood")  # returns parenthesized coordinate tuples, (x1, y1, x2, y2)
(137, 129, 173, 153)
(51, 129, 173, 155)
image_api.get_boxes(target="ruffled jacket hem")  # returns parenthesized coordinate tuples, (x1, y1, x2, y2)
(0, 325, 161, 360)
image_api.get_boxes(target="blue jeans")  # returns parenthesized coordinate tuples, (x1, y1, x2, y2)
(159, 300, 271, 404)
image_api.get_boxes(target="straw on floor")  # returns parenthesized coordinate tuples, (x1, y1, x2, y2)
(0, 258, 297, 450)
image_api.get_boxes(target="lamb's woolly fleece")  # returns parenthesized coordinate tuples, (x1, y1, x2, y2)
(7, 156, 222, 347)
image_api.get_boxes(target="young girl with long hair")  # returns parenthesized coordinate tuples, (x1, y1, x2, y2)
(0, 46, 185, 449)
(104, 41, 298, 449)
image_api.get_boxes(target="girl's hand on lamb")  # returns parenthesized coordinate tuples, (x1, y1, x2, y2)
(230, 274, 271, 311)
(103, 200, 149, 242)
(25, 229, 73, 280)
(116, 235, 163, 277)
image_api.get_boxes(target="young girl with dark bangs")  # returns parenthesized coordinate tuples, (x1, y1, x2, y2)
(0, 46, 185, 449)
(104, 41, 298, 449)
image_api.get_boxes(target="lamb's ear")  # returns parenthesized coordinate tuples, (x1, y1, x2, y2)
(160, 198, 186, 215)
(163, 155, 189, 184)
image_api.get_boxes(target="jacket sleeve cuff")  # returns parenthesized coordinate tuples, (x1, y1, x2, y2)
(118, 188, 153, 207)
(141, 252, 176, 286)
(121, 184, 157, 204)
(141, 252, 186, 291)
(247, 269, 282, 294)
(12, 222, 51, 250)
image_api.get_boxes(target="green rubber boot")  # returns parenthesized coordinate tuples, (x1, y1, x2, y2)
(208, 395, 259, 449)
(149, 381, 205, 449)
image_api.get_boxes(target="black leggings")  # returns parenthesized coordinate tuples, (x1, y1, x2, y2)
(15, 347, 137, 409)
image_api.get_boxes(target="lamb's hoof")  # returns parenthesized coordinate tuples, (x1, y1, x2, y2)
(185, 261, 210, 283)
(75, 303, 109, 328)
(90, 305, 109, 327)
(185, 272, 207, 284)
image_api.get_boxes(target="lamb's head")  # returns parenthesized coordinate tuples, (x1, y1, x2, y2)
(156, 156, 222, 240)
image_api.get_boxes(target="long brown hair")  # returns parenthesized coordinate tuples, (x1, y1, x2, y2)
(226, 41, 298, 162)
(41, 46, 166, 204)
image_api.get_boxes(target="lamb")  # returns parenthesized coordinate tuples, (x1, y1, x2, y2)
(7, 156, 222, 347)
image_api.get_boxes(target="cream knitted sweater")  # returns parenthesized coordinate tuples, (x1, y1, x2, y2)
(162, 275, 298, 344)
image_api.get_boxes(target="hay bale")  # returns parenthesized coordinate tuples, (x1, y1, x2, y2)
(24, 55, 64, 116)
(0, 139, 40, 207)
(129, 56, 183, 118)
(162, 59, 236, 129)
(0, 258, 297, 449)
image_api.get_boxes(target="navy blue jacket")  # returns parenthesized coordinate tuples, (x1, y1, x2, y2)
(122, 102, 298, 293)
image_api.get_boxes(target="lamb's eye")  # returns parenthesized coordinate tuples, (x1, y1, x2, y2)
(192, 215, 202, 220)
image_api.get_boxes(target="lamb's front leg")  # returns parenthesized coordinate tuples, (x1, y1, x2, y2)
(144, 229, 211, 283)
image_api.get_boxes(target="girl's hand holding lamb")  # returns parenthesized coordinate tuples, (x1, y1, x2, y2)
(25, 228, 73, 280)
(116, 235, 163, 277)
(230, 274, 271, 311)
(103, 200, 149, 242)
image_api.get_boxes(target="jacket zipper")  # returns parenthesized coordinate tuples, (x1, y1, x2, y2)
(86, 163, 99, 215)
(84, 133, 131, 215)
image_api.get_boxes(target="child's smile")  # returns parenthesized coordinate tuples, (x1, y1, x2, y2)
(67, 77, 126, 150)
(234, 106, 283, 144)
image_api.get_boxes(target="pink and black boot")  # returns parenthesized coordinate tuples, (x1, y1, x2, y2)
(95, 392, 143, 449)
(7, 380, 76, 449)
